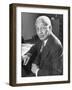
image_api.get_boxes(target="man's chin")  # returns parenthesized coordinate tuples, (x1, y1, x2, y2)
(39, 38, 45, 41)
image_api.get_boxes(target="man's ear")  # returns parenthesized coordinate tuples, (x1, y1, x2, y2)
(49, 25, 52, 32)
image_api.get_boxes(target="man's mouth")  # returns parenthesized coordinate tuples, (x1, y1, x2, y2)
(39, 35, 44, 38)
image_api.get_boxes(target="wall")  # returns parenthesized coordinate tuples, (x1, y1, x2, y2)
(21, 13, 37, 40)
(0, 0, 72, 90)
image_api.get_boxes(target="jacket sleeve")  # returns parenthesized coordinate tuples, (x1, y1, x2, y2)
(25, 44, 38, 64)
(51, 45, 63, 75)
(22, 44, 38, 73)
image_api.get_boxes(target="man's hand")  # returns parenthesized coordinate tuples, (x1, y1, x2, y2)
(22, 55, 30, 65)
(31, 64, 39, 75)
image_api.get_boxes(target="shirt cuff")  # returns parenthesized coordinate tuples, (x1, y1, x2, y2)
(26, 53, 32, 57)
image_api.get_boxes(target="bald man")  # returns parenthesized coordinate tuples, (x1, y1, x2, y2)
(22, 16, 63, 76)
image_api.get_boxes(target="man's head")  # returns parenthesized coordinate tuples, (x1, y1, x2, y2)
(35, 16, 52, 41)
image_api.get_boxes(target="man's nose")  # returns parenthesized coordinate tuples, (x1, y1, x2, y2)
(39, 29, 43, 34)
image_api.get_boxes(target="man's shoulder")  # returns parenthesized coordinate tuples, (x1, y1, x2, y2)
(50, 34, 62, 47)
(48, 34, 63, 54)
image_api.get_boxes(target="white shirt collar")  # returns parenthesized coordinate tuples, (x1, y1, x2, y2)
(43, 39, 48, 46)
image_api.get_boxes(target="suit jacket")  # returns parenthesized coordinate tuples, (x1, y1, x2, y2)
(24, 34, 63, 76)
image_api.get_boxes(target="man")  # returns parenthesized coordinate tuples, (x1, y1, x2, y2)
(22, 16, 63, 76)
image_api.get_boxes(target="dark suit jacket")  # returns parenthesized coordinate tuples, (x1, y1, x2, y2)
(23, 34, 63, 76)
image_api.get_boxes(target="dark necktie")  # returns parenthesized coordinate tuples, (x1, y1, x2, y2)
(38, 42, 44, 66)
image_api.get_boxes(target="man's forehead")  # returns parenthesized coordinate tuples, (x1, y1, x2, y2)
(36, 22, 49, 27)
(36, 23, 45, 27)
(36, 19, 51, 26)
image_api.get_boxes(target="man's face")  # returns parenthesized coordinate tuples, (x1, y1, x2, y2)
(36, 23, 50, 41)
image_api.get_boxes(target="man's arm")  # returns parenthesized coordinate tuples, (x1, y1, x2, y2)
(51, 45, 63, 75)
(22, 44, 38, 66)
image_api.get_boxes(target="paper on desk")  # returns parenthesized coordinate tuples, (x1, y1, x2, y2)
(21, 43, 34, 56)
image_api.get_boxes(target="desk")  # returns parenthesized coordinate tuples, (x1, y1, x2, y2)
(21, 43, 34, 56)
(21, 43, 34, 77)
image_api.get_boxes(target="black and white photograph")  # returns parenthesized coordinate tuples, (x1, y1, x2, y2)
(9, 3, 70, 86)
(21, 13, 63, 77)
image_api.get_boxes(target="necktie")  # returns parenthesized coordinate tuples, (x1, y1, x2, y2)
(40, 41, 44, 52)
